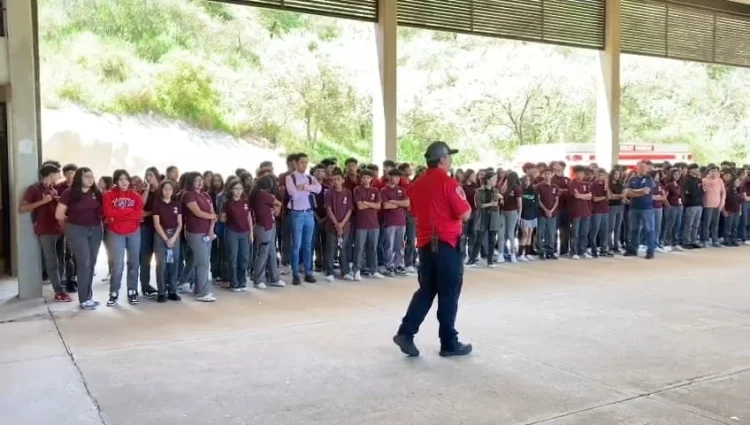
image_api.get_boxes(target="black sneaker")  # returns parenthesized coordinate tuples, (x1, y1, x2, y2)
(142, 287, 158, 299)
(691, 243, 703, 249)
(384, 268, 395, 277)
(65, 280, 77, 293)
(167, 293, 182, 301)
(156, 294, 167, 303)
(546, 254, 558, 260)
(106, 293, 118, 306)
(623, 251, 637, 257)
(127, 290, 139, 305)
(439, 341, 473, 357)
(392, 334, 420, 357)
(304, 274, 317, 283)
(394, 267, 408, 276)
(292, 277, 302, 286)
(645, 252, 654, 259)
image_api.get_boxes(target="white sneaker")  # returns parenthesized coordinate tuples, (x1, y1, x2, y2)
(518, 255, 528, 262)
(197, 294, 216, 302)
(496, 255, 505, 264)
(744, 240, 750, 246)
(488, 263, 496, 268)
(526, 255, 536, 261)
(231, 287, 242, 292)
(255, 282, 267, 289)
(372, 272, 385, 279)
(269, 280, 286, 287)
(405, 266, 416, 273)
(572, 255, 581, 260)
(326, 274, 335, 282)
(672, 245, 684, 252)
(343, 273, 354, 281)
(638, 245, 647, 252)
(655, 247, 666, 253)
(510, 255, 518, 263)
(280, 266, 290, 275)
(583, 253, 593, 259)
(662, 246, 672, 252)
(239, 287, 249, 292)
(353, 271, 362, 281)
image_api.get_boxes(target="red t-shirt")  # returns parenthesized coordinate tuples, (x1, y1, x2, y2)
(353, 186, 380, 230)
(252, 191, 276, 231)
(152, 199, 181, 231)
(222, 198, 251, 233)
(24, 183, 63, 236)
(410, 168, 470, 248)
(324, 188, 353, 234)
(182, 190, 212, 235)
(568, 180, 592, 219)
(380, 185, 407, 227)
(591, 181, 609, 214)
(59, 188, 102, 227)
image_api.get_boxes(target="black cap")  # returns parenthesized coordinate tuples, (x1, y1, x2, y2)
(424, 141, 458, 162)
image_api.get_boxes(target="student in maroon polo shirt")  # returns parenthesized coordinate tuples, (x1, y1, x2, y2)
(220, 179, 253, 292)
(352, 169, 382, 281)
(590, 168, 611, 257)
(55, 163, 78, 293)
(381, 169, 410, 276)
(568, 165, 593, 260)
(663, 168, 683, 251)
(313, 165, 329, 273)
(651, 170, 667, 252)
(551, 161, 571, 256)
(152, 180, 183, 302)
(536, 168, 559, 259)
(251, 175, 285, 288)
(499, 172, 522, 263)
(724, 174, 742, 246)
(21, 164, 67, 302)
(56, 167, 103, 309)
(139, 166, 161, 299)
(323, 169, 354, 281)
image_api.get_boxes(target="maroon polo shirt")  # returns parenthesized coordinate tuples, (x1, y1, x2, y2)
(24, 183, 62, 236)
(537, 182, 559, 216)
(222, 198, 251, 233)
(501, 187, 521, 212)
(591, 181, 609, 214)
(152, 199, 181, 231)
(353, 185, 380, 230)
(252, 191, 276, 231)
(324, 188, 353, 234)
(666, 182, 682, 207)
(380, 185, 407, 227)
(59, 188, 102, 227)
(568, 180, 592, 219)
(182, 190, 212, 234)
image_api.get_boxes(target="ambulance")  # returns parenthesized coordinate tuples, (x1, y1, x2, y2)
(511, 143, 693, 177)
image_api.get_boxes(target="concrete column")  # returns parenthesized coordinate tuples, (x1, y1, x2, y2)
(595, 0, 621, 171)
(6, 0, 43, 299)
(372, 0, 397, 165)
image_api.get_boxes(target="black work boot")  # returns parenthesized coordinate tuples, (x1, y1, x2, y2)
(439, 341, 473, 357)
(393, 334, 420, 357)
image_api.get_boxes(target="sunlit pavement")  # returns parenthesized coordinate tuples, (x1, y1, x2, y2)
(2, 247, 749, 425)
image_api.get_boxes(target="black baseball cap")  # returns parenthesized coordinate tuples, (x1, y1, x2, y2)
(424, 141, 458, 162)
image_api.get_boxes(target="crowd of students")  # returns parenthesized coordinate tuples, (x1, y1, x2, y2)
(20, 153, 747, 310)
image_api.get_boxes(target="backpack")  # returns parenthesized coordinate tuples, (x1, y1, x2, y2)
(291, 174, 317, 210)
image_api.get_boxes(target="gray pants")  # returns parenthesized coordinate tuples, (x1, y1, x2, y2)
(653, 208, 663, 247)
(253, 225, 280, 284)
(185, 231, 211, 297)
(590, 213, 609, 254)
(683, 206, 703, 245)
(570, 216, 591, 256)
(500, 210, 519, 255)
(39, 235, 64, 294)
(65, 224, 102, 303)
(663, 206, 682, 246)
(154, 229, 180, 295)
(724, 212, 740, 241)
(353, 228, 379, 273)
(325, 231, 351, 277)
(383, 225, 406, 269)
(537, 215, 557, 255)
(608, 205, 625, 251)
(108, 229, 141, 294)
(404, 212, 416, 267)
(225, 228, 250, 289)
(701, 207, 720, 245)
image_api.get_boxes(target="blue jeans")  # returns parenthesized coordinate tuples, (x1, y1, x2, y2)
(663, 206, 682, 246)
(629, 209, 655, 254)
(397, 241, 463, 349)
(741, 202, 750, 240)
(290, 210, 315, 278)
(224, 228, 251, 289)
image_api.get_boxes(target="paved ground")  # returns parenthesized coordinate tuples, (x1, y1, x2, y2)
(1, 248, 749, 425)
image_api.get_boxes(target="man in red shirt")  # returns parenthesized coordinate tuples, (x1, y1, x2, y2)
(393, 141, 473, 358)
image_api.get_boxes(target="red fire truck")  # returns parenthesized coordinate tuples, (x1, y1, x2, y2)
(511, 143, 693, 177)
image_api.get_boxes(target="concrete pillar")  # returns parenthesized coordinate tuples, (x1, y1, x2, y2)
(372, 0, 398, 165)
(6, 0, 43, 299)
(595, 0, 621, 171)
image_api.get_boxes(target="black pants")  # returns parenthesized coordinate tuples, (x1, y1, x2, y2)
(397, 240, 464, 349)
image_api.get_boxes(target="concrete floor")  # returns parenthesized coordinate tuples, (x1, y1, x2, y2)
(1, 248, 749, 425)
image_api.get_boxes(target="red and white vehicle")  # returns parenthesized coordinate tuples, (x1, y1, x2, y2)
(511, 143, 693, 177)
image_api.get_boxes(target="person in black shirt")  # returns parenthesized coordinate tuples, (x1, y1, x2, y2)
(519, 176, 538, 261)
(682, 164, 704, 249)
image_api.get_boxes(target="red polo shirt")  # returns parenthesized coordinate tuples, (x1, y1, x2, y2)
(410, 168, 470, 248)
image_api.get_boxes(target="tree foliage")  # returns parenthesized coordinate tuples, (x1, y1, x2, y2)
(39, 0, 750, 165)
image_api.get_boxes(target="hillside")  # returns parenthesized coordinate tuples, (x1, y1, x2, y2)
(38, 0, 750, 166)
